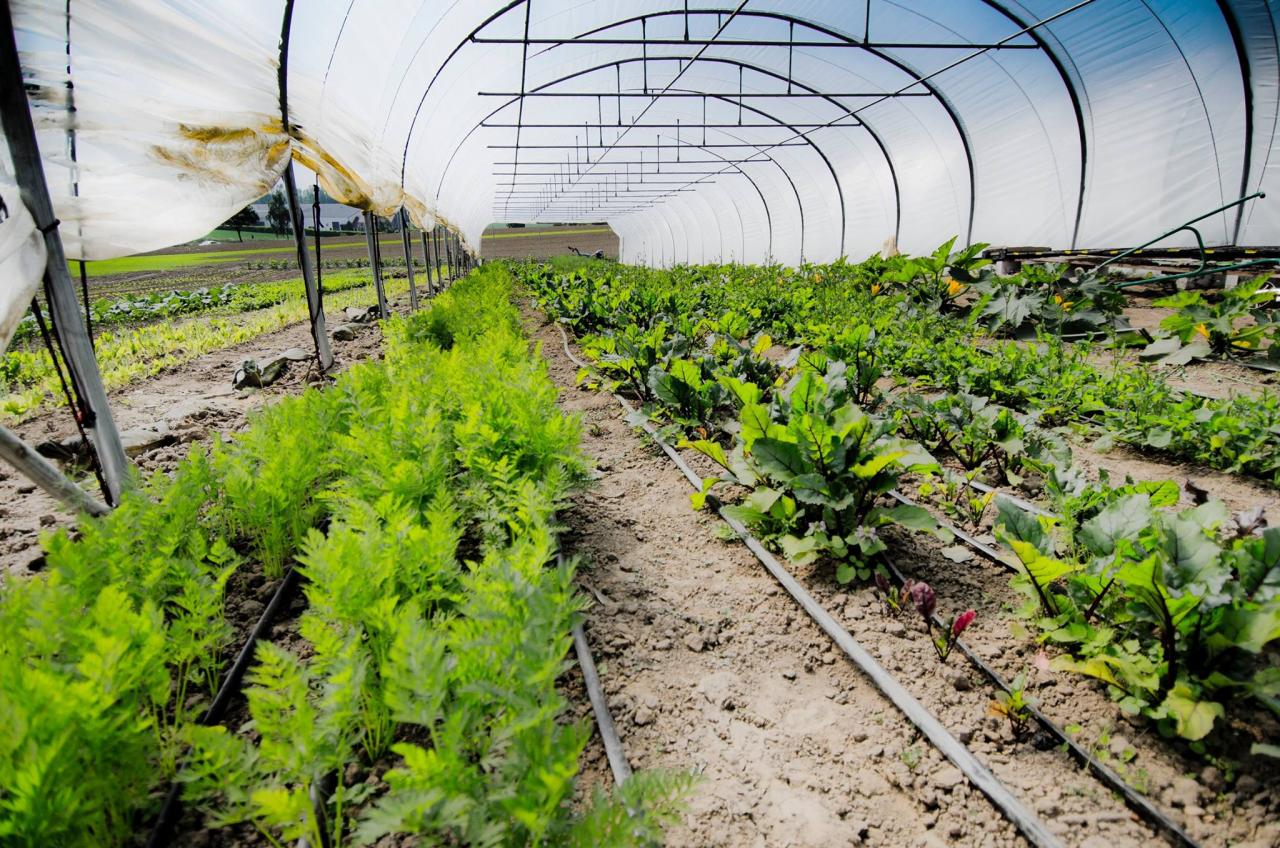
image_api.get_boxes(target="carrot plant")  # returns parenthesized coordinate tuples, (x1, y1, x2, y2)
(179, 265, 687, 847)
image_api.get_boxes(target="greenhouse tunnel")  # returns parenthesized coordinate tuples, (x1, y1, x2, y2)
(4, 2, 1280, 846)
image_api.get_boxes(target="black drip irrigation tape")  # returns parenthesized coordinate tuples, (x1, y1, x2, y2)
(555, 324, 1064, 848)
(556, 318, 1203, 848)
(564, 545, 635, 787)
(888, 489, 1017, 575)
(882, 488, 1202, 846)
(146, 567, 304, 848)
(874, 557, 1200, 848)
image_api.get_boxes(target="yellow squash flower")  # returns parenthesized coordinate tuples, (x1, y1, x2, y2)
(1194, 323, 1210, 339)
(870, 283, 881, 296)
(946, 278, 965, 298)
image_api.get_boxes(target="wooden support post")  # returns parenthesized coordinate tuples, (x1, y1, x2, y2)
(283, 163, 332, 369)
(0, 0, 130, 504)
(362, 211, 389, 318)
(0, 424, 108, 516)
(399, 209, 419, 311)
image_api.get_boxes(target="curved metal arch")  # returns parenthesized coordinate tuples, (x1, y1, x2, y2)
(1215, 0, 1258, 243)
(978, 0, 1090, 249)
(395, 2, 932, 250)
(484, 55, 853, 256)
(436, 63, 824, 263)
(386, 0, 1090, 251)
(670, 129, 775, 259)
(436, 77, 798, 255)
(555, 6, 973, 245)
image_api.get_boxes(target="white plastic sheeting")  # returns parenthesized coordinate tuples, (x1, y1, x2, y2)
(2, 0, 1279, 277)
(0, 168, 45, 353)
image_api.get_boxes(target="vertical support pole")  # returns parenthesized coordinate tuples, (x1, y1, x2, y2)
(399, 209, 419, 311)
(432, 227, 443, 286)
(283, 163, 332, 368)
(0, 0, 130, 503)
(311, 179, 323, 312)
(362, 211, 388, 318)
(278, 0, 331, 370)
(420, 230, 434, 295)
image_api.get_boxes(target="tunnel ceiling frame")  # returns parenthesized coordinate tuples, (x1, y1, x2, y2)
(2, 0, 1277, 272)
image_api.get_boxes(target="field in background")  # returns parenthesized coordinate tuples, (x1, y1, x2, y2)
(480, 223, 618, 260)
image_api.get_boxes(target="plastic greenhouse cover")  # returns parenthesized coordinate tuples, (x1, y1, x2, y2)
(2, 0, 1279, 347)
(0, 166, 45, 353)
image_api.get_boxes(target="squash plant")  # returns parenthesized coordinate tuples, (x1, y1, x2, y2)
(883, 237, 991, 315)
(969, 263, 1127, 339)
(1143, 277, 1276, 364)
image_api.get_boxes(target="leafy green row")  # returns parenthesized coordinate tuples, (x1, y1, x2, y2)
(516, 258, 1280, 748)
(1, 271, 412, 421)
(0, 266, 686, 847)
(182, 267, 690, 846)
(523, 253, 1280, 485)
(7, 273, 377, 348)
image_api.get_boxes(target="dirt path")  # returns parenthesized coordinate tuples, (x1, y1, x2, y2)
(0, 294, 394, 578)
(528, 308, 1030, 848)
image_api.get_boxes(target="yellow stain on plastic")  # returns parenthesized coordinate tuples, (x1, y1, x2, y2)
(151, 122, 290, 191)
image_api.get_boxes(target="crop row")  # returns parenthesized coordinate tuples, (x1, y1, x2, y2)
(516, 256, 1279, 754)
(0, 271, 411, 421)
(0, 266, 687, 847)
(7, 273, 380, 348)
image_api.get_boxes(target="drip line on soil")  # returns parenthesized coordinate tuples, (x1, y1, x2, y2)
(874, 557, 1201, 848)
(146, 566, 304, 848)
(555, 322, 1064, 848)
(564, 544, 635, 787)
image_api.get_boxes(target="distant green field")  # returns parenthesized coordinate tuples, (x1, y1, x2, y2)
(69, 236, 397, 277)
(481, 226, 611, 240)
(204, 229, 288, 242)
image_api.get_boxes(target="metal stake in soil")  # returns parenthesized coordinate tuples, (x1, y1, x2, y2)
(420, 230, 434, 295)
(283, 162, 333, 369)
(0, 424, 109, 516)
